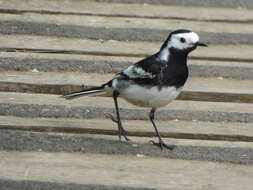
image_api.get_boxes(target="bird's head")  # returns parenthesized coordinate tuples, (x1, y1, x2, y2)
(160, 29, 208, 54)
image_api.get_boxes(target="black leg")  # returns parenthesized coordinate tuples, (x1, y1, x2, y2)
(149, 108, 175, 150)
(105, 91, 130, 141)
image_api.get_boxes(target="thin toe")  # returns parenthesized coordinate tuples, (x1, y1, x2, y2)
(124, 135, 131, 141)
(163, 144, 176, 150)
(149, 140, 175, 150)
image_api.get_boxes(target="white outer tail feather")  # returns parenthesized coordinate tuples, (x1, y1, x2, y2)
(62, 87, 106, 99)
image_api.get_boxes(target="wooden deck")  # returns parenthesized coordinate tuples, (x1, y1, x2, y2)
(0, 0, 253, 189)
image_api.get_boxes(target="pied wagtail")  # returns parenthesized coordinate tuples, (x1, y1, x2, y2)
(63, 29, 208, 150)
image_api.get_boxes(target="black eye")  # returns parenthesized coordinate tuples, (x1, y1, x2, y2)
(180, 37, 186, 43)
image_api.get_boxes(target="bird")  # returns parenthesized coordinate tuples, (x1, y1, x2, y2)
(62, 29, 208, 150)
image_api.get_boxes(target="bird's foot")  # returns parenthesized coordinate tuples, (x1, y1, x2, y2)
(104, 113, 131, 142)
(149, 139, 176, 150)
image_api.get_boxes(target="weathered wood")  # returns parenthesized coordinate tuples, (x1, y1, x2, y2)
(0, 72, 252, 103)
(0, 92, 253, 123)
(0, 0, 252, 187)
(0, 151, 253, 189)
(1, 20, 252, 45)
(0, 0, 252, 171)
(2, 116, 253, 149)
(0, 116, 253, 148)
(0, 0, 252, 22)
(1, 13, 252, 34)
(178, 91, 253, 103)
(0, 81, 89, 96)
(1, 116, 253, 142)
(2, 130, 253, 164)
(0, 180, 154, 190)
(1, 52, 253, 79)
(96, 0, 253, 9)
(1, 81, 253, 103)
(0, 35, 253, 62)
(1, 72, 253, 92)
(4, 124, 253, 142)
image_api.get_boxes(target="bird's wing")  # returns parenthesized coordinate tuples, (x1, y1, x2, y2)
(116, 54, 165, 86)
(122, 54, 162, 78)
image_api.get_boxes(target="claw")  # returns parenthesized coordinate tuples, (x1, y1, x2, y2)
(122, 132, 131, 142)
(149, 140, 176, 150)
(104, 113, 131, 142)
(118, 125, 131, 142)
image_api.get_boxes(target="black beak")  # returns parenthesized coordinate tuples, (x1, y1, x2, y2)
(196, 41, 208, 47)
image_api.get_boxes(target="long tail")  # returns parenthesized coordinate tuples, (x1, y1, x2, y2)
(62, 86, 107, 100)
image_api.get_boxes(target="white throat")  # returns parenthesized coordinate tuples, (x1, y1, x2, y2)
(158, 48, 170, 61)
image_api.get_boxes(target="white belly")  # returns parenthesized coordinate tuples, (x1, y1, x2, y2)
(119, 85, 182, 108)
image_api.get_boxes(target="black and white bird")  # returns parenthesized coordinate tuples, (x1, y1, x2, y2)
(63, 29, 207, 150)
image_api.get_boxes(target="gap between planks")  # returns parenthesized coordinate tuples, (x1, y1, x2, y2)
(1, 51, 253, 68)
(0, 92, 253, 123)
(2, 81, 252, 103)
(91, 0, 253, 9)
(1, 92, 253, 114)
(0, 13, 252, 34)
(2, 47, 253, 63)
(0, 35, 253, 62)
(0, 71, 252, 103)
(1, 71, 252, 93)
(0, 116, 253, 142)
(1, 51, 253, 80)
(1, 20, 252, 45)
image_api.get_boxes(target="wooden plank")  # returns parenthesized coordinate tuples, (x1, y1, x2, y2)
(0, 151, 253, 189)
(1, 20, 252, 45)
(1, 52, 253, 79)
(2, 115, 253, 149)
(1, 116, 253, 142)
(1, 81, 252, 103)
(2, 116, 253, 149)
(0, 92, 253, 123)
(178, 91, 253, 104)
(0, 35, 252, 62)
(95, 0, 253, 9)
(1, 72, 253, 93)
(0, 71, 252, 103)
(1, 51, 253, 69)
(0, 0, 252, 22)
(1, 13, 253, 34)
(1, 92, 253, 114)
(0, 180, 154, 190)
(1, 130, 253, 163)
(1, 21, 252, 45)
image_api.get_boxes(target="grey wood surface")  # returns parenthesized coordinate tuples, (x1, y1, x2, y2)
(0, 0, 252, 189)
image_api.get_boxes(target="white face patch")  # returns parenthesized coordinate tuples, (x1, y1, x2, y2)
(168, 32, 199, 50)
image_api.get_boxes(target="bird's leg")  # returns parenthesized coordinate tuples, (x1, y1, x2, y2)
(105, 91, 130, 141)
(149, 108, 176, 150)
